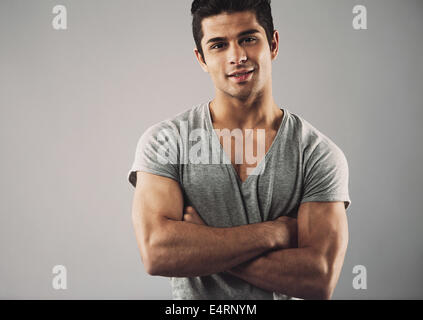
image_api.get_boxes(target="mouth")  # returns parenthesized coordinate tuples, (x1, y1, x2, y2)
(228, 69, 254, 82)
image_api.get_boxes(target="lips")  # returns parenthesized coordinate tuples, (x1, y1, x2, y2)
(228, 69, 254, 83)
(228, 69, 254, 77)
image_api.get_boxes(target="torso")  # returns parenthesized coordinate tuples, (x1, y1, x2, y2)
(214, 110, 283, 183)
(234, 129, 278, 182)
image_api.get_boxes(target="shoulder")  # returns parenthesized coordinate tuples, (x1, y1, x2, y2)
(138, 102, 206, 142)
(142, 102, 206, 138)
(286, 110, 348, 165)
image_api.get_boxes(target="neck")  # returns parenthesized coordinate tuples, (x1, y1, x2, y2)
(210, 90, 281, 131)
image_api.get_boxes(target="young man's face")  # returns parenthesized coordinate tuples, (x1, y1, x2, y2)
(195, 10, 278, 101)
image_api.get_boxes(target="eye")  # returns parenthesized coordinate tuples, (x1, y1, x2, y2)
(211, 43, 226, 50)
(242, 37, 257, 44)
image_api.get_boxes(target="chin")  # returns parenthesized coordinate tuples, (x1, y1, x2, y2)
(230, 91, 253, 101)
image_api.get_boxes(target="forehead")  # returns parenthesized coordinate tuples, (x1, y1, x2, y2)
(201, 11, 264, 43)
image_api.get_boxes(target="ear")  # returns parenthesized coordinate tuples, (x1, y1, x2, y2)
(270, 30, 279, 61)
(194, 48, 208, 73)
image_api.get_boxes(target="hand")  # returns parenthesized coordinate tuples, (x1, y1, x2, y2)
(272, 216, 298, 249)
(183, 206, 206, 226)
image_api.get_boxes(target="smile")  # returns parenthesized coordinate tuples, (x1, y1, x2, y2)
(228, 70, 254, 83)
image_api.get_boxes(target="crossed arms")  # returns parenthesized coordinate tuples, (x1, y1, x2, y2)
(131, 171, 349, 300)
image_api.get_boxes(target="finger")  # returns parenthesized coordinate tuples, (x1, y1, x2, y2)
(187, 206, 196, 214)
(183, 212, 204, 225)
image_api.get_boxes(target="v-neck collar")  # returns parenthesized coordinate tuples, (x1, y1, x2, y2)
(204, 100, 288, 186)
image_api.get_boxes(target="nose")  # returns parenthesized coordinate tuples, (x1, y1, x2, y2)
(228, 42, 247, 65)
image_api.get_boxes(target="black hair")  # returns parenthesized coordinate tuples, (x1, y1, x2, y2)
(191, 0, 275, 63)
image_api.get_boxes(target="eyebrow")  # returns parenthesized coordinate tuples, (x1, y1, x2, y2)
(205, 29, 260, 45)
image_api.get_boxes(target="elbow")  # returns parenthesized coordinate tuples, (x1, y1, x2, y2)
(141, 236, 169, 276)
(315, 262, 336, 300)
(305, 255, 335, 300)
(303, 280, 333, 300)
(137, 241, 156, 275)
(304, 277, 333, 300)
(145, 260, 161, 276)
(132, 214, 170, 276)
(314, 282, 334, 300)
(134, 233, 162, 275)
(142, 250, 159, 276)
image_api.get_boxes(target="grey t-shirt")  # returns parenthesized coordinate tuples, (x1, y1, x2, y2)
(127, 100, 351, 300)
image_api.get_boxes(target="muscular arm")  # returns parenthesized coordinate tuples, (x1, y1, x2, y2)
(227, 202, 349, 299)
(131, 171, 291, 278)
(184, 202, 348, 299)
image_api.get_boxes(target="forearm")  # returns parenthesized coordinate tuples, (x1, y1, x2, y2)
(227, 247, 329, 299)
(147, 218, 281, 277)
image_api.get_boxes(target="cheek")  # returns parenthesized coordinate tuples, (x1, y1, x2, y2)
(214, 68, 228, 83)
(205, 59, 223, 78)
(209, 67, 223, 82)
(257, 51, 272, 76)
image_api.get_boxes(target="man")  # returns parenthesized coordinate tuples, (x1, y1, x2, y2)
(128, 0, 351, 300)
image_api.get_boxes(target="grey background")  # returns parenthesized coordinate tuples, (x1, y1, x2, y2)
(0, 0, 422, 299)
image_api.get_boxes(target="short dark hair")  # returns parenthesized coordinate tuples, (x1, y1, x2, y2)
(191, 0, 275, 63)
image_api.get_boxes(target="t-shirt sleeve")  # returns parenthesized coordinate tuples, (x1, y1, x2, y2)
(301, 140, 352, 211)
(127, 122, 180, 188)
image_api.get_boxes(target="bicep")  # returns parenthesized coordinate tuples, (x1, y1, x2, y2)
(132, 171, 184, 220)
(131, 171, 184, 254)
